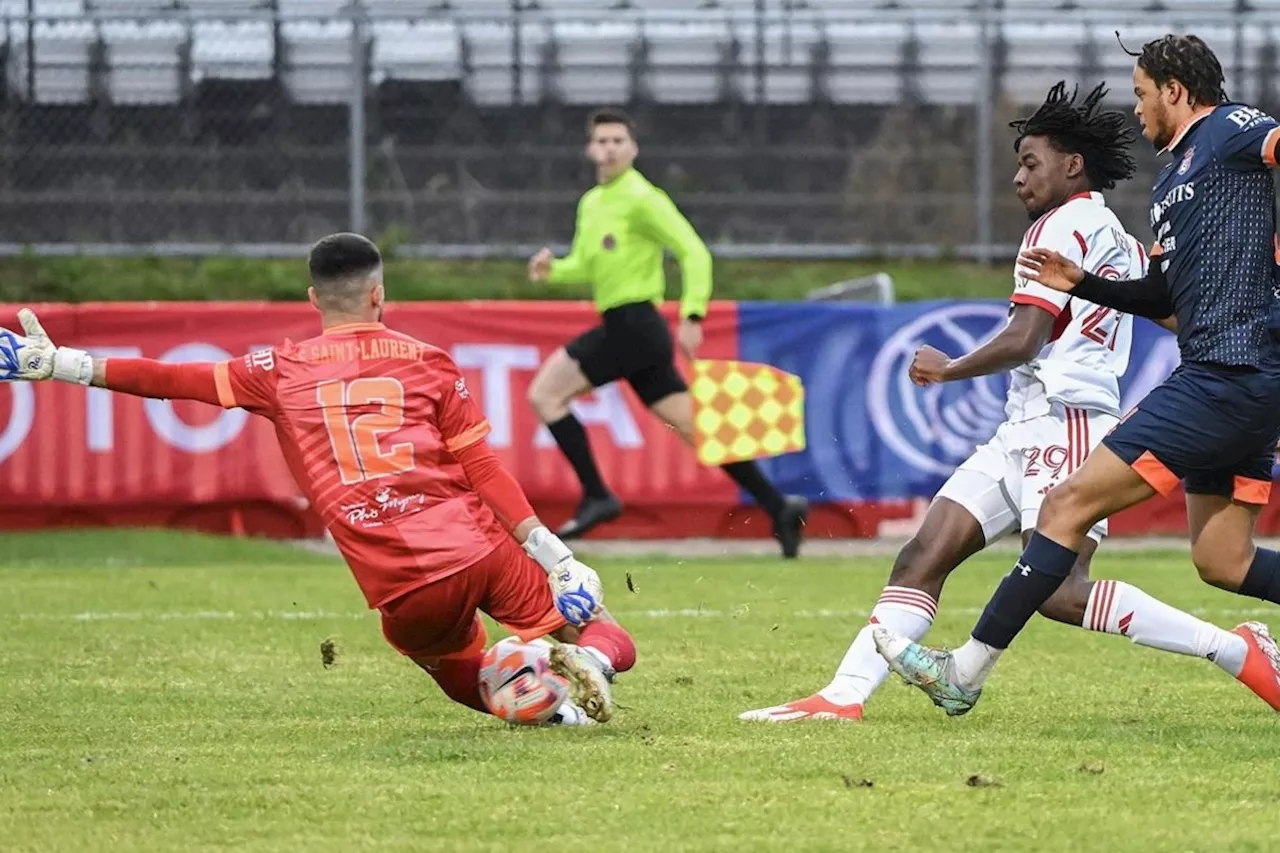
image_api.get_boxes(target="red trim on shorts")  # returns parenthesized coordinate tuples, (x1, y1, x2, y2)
(1132, 450, 1179, 496)
(1233, 476, 1272, 506)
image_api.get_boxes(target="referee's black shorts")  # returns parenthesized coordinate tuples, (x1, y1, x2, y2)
(564, 301, 688, 406)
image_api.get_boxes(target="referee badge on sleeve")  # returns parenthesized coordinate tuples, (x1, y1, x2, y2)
(690, 359, 806, 466)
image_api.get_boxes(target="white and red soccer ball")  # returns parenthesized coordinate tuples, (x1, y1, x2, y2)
(479, 638, 569, 725)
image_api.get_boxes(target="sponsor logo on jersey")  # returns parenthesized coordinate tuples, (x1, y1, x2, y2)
(1178, 145, 1195, 175)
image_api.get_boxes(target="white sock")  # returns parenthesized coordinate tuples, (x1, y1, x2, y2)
(1084, 579, 1248, 676)
(950, 637, 1004, 691)
(820, 586, 936, 706)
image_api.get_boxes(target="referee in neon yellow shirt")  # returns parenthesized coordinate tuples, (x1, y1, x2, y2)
(528, 108, 807, 557)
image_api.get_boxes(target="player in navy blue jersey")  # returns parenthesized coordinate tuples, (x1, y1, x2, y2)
(875, 34, 1280, 717)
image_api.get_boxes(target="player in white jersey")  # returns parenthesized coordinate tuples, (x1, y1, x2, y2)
(742, 82, 1248, 723)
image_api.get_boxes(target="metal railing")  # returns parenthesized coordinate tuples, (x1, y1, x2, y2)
(0, 1, 1275, 261)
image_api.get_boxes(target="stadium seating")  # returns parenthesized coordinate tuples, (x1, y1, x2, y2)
(0, 1, 1274, 108)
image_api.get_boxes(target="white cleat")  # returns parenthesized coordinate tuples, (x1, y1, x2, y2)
(547, 700, 595, 727)
(549, 643, 614, 723)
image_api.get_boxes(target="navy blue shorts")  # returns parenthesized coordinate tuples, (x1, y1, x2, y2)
(1102, 363, 1280, 505)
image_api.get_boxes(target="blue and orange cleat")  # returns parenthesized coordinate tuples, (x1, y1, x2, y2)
(1231, 621, 1280, 711)
(738, 694, 864, 723)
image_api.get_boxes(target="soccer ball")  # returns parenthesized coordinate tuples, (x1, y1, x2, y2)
(478, 638, 569, 725)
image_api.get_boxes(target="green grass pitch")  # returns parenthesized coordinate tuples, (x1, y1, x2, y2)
(1, 530, 1276, 852)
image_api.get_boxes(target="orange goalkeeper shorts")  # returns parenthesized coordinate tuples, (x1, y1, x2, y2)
(378, 536, 567, 661)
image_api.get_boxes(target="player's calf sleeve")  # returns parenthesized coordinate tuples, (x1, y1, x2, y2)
(417, 655, 489, 714)
(972, 532, 1077, 649)
(1239, 548, 1280, 605)
(578, 620, 636, 674)
(719, 461, 785, 517)
(1084, 580, 1247, 675)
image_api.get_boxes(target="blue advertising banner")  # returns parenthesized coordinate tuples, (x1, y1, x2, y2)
(737, 301, 1182, 502)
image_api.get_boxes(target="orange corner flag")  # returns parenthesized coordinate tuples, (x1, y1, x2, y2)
(690, 359, 806, 467)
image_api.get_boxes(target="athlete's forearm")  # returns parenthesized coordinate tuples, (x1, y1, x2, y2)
(1072, 267, 1174, 320)
(454, 439, 539, 535)
(943, 307, 1050, 382)
(547, 253, 588, 285)
(92, 357, 223, 405)
(642, 194, 713, 318)
(676, 242, 713, 320)
(944, 336, 1041, 382)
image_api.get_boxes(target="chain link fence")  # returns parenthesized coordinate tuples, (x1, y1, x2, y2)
(0, 1, 1276, 258)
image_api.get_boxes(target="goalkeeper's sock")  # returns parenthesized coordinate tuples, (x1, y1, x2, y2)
(822, 586, 936, 706)
(1084, 579, 1247, 676)
(720, 460, 785, 518)
(417, 654, 488, 714)
(578, 620, 636, 675)
(547, 414, 610, 500)
(1239, 548, 1280, 605)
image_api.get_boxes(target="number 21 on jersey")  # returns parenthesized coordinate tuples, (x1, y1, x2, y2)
(317, 377, 415, 485)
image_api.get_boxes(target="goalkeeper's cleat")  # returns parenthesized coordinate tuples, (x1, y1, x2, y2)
(1231, 622, 1280, 712)
(772, 495, 808, 559)
(873, 627, 981, 717)
(738, 693, 863, 723)
(557, 493, 623, 540)
(547, 700, 595, 727)
(549, 642, 614, 723)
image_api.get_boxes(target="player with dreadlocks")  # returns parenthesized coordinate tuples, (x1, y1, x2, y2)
(743, 80, 1260, 724)
(880, 35, 1280, 719)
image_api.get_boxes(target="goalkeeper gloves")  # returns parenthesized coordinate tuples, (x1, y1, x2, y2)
(0, 308, 93, 385)
(524, 526, 605, 627)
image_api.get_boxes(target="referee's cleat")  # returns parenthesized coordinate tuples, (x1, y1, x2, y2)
(556, 493, 623, 540)
(772, 495, 808, 558)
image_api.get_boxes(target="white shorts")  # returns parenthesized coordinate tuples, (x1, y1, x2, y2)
(935, 403, 1118, 545)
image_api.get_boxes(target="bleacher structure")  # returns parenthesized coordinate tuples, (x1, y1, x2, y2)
(0, 0, 1277, 247)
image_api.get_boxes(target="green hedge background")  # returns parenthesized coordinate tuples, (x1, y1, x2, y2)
(0, 257, 1010, 304)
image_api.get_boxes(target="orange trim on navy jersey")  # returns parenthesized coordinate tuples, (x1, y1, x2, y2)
(1132, 450, 1179, 496)
(1159, 107, 1214, 155)
(445, 420, 492, 453)
(1233, 476, 1272, 506)
(213, 360, 237, 408)
(323, 322, 386, 335)
(1263, 127, 1280, 168)
(1010, 292, 1063, 318)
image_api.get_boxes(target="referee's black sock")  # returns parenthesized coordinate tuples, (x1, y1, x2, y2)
(720, 461, 786, 518)
(547, 414, 610, 500)
(1239, 548, 1280, 605)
